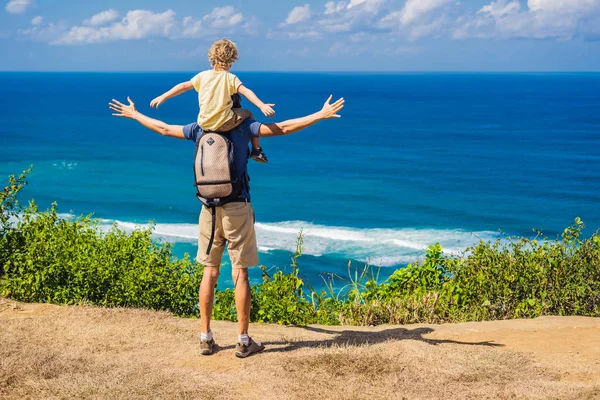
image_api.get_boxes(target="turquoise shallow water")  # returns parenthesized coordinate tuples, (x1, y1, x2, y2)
(1, 72, 599, 287)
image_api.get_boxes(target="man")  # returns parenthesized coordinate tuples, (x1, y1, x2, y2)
(109, 94, 344, 358)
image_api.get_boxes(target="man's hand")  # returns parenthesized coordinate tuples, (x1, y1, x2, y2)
(318, 95, 344, 120)
(150, 95, 166, 109)
(260, 104, 276, 118)
(109, 97, 137, 119)
(108, 96, 185, 139)
(258, 94, 345, 138)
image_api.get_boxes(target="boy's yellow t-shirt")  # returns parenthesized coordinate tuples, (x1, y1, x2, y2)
(190, 70, 242, 131)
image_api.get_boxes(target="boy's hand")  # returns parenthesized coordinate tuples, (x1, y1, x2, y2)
(260, 104, 276, 118)
(150, 95, 166, 109)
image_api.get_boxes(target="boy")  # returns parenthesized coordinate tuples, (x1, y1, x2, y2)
(150, 39, 272, 163)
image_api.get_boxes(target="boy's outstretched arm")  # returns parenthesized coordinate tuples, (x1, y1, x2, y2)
(237, 85, 275, 118)
(150, 81, 194, 108)
(259, 95, 344, 138)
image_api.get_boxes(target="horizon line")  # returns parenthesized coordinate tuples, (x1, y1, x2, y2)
(1, 70, 599, 74)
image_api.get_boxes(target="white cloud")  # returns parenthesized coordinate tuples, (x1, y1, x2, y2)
(241, 15, 261, 36)
(284, 4, 311, 25)
(528, 0, 597, 14)
(324, 1, 347, 15)
(454, 0, 600, 40)
(348, 0, 370, 9)
(320, 21, 352, 32)
(5, 0, 33, 14)
(203, 6, 243, 28)
(318, 0, 385, 33)
(275, 0, 600, 45)
(378, 0, 451, 27)
(181, 15, 203, 38)
(39, 7, 246, 45)
(322, 0, 385, 16)
(266, 28, 321, 40)
(16, 0, 600, 54)
(378, 0, 453, 40)
(18, 21, 66, 42)
(350, 31, 374, 42)
(54, 9, 179, 45)
(83, 9, 119, 27)
(273, 0, 386, 42)
(398, 0, 451, 24)
(350, 0, 384, 12)
(275, 0, 453, 43)
(479, 0, 520, 18)
(287, 30, 322, 40)
(329, 41, 359, 54)
(407, 17, 445, 39)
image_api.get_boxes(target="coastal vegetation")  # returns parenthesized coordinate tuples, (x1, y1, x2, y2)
(2, 169, 599, 325)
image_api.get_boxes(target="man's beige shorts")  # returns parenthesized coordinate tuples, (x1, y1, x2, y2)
(196, 202, 259, 269)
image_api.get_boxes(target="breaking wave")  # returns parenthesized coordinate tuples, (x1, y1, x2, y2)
(88, 217, 499, 267)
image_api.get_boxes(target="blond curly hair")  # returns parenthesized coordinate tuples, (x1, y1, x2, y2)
(208, 39, 239, 70)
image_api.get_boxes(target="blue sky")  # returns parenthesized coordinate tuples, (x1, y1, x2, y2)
(1, 0, 600, 71)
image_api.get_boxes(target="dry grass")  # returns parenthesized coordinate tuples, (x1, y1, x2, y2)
(1, 298, 599, 400)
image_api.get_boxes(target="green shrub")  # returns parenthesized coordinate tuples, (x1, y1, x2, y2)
(250, 266, 314, 325)
(1, 169, 202, 317)
(440, 218, 600, 321)
(2, 168, 599, 326)
(213, 233, 320, 325)
(0, 166, 33, 275)
(338, 220, 600, 325)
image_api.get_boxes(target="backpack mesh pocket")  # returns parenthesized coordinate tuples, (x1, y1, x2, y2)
(194, 133, 233, 198)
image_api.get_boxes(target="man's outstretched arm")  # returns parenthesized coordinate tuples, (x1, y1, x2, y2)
(109, 97, 185, 139)
(258, 95, 344, 138)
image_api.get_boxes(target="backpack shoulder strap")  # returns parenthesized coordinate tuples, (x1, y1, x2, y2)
(205, 205, 217, 256)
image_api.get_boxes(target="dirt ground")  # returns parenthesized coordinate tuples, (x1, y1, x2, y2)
(1, 298, 599, 400)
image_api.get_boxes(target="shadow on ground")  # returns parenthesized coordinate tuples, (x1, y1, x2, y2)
(264, 326, 503, 353)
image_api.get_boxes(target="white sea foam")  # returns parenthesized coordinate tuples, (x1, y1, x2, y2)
(255, 221, 498, 266)
(103, 220, 200, 241)
(75, 216, 499, 267)
(52, 161, 78, 170)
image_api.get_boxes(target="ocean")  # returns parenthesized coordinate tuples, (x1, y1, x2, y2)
(1, 72, 599, 288)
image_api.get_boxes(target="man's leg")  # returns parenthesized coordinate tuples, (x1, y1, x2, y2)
(200, 265, 220, 335)
(232, 268, 251, 335)
(196, 205, 225, 356)
(221, 202, 264, 357)
(232, 267, 263, 358)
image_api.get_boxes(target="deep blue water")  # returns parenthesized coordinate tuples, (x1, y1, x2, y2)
(1, 72, 599, 288)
